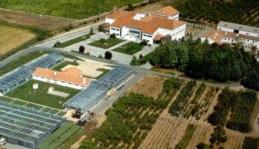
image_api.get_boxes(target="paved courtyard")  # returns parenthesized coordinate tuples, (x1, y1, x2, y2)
(61, 32, 158, 65)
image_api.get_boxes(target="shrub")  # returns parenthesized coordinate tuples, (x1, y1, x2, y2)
(79, 46, 85, 53)
(104, 51, 112, 60)
(110, 34, 116, 38)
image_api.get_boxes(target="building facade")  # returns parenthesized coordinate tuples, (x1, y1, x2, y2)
(32, 67, 91, 90)
(201, 21, 259, 48)
(105, 6, 186, 44)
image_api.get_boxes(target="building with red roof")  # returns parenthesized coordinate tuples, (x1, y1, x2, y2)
(105, 6, 186, 44)
(32, 67, 91, 90)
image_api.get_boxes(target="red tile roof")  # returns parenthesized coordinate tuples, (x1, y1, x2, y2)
(111, 15, 185, 34)
(204, 30, 236, 43)
(33, 67, 90, 87)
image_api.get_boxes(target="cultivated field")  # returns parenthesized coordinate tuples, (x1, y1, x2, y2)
(129, 76, 167, 99)
(0, 0, 143, 19)
(139, 115, 189, 149)
(0, 9, 72, 31)
(0, 25, 35, 56)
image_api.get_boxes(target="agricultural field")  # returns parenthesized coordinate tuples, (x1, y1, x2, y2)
(139, 115, 189, 149)
(80, 76, 183, 149)
(6, 80, 80, 109)
(129, 76, 167, 99)
(174, 0, 259, 26)
(0, 0, 144, 19)
(0, 25, 35, 57)
(169, 81, 220, 119)
(169, 82, 220, 121)
(0, 9, 72, 32)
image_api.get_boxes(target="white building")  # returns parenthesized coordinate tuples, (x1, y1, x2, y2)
(32, 67, 91, 90)
(201, 21, 259, 48)
(105, 6, 186, 44)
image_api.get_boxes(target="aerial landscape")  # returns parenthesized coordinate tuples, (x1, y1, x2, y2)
(0, 0, 258, 149)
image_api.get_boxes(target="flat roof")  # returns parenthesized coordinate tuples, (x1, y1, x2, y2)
(218, 21, 259, 34)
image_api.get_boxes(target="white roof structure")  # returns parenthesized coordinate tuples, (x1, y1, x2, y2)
(218, 21, 259, 34)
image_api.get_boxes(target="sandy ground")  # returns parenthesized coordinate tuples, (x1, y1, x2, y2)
(0, 8, 72, 32)
(129, 75, 166, 99)
(62, 58, 113, 78)
(0, 26, 35, 55)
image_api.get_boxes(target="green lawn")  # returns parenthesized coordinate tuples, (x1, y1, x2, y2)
(113, 42, 144, 55)
(6, 80, 80, 109)
(89, 38, 124, 49)
(0, 0, 143, 19)
(38, 121, 83, 149)
(0, 51, 48, 76)
(55, 34, 91, 48)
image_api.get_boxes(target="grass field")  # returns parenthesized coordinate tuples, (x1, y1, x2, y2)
(0, 0, 143, 19)
(89, 37, 124, 49)
(0, 26, 35, 56)
(6, 80, 80, 109)
(113, 42, 144, 55)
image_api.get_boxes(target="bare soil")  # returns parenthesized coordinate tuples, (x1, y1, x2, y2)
(129, 75, 166, 99)
(0, 8, 73, 32)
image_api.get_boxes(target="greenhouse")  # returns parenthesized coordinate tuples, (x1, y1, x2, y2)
(0, 53, 64, 94)
(0, 100, 64, 149)
(64, 66, 133, 113)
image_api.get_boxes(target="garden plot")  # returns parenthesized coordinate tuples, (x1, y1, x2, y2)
(81, 77, 183, 149)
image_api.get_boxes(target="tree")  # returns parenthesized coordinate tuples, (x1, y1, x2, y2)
(104, 51, 112, 60)
(79, 46, 85, 53)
